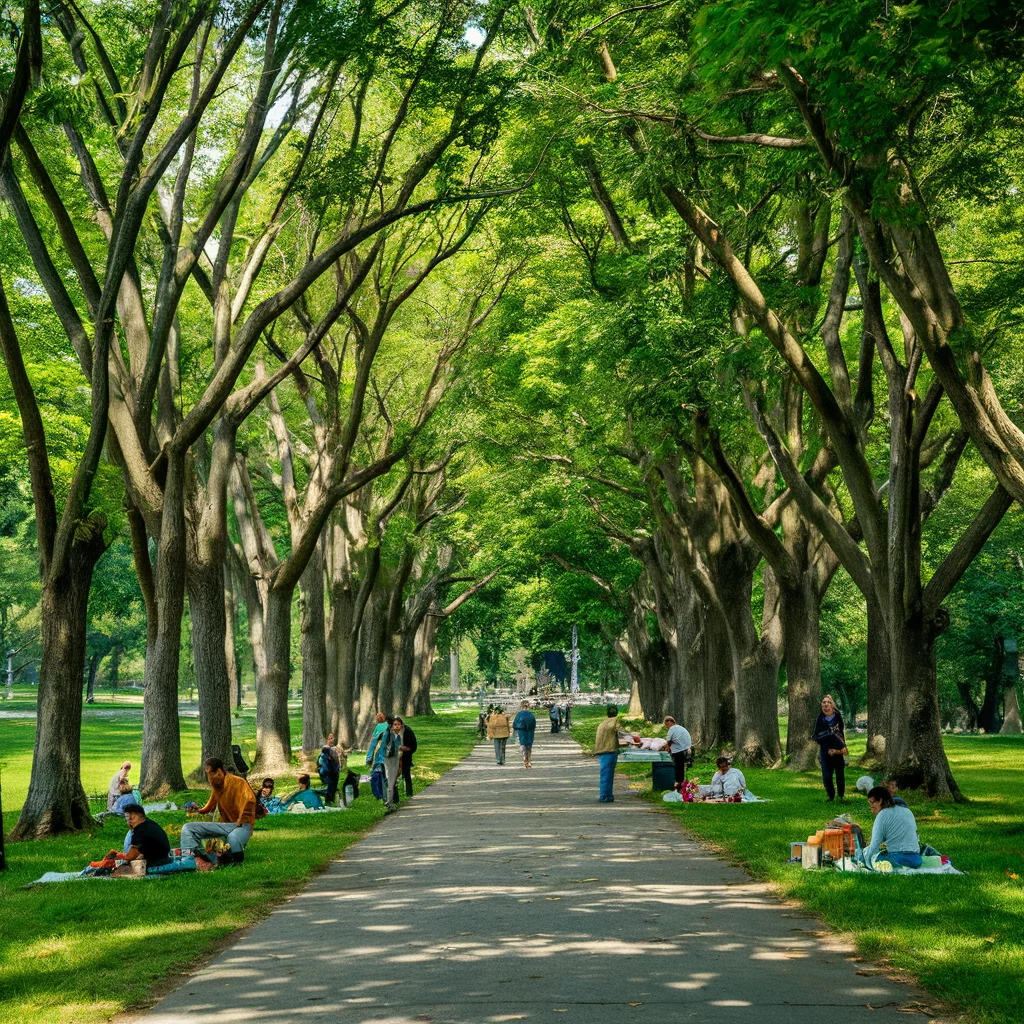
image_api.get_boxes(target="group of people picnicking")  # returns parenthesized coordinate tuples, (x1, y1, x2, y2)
(97, 716, 420, 877)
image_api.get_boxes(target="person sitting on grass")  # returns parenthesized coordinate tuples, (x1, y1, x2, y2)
(858, 786, 922, 869)
(882, 775, 909, 808)
(180, 757, 257, 866)
(122, 805, 172, 869)
(698, 756, 746, 800)
(282, 774, 324, 810)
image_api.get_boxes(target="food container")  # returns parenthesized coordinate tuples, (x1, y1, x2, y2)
(822, 829, 845, 860)
(790, 842, 805, 860)
(802, 843, 822, 869)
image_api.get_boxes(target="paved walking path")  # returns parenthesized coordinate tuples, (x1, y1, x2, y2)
(144, 730, 931, 1024)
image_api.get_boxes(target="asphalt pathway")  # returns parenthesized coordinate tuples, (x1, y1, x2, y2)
(143, 728, 932, 1024)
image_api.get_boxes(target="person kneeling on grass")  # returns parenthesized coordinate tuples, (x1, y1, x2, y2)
(180, 757, 256, 867)
(858, 786, 922, 869)
(283, 774, 324, 810)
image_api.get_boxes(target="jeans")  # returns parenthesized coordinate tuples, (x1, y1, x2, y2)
(180, 820, 252, 855)
(493, 737, 507, 763)
(820, 753, 845, 799)
(598, 752, 618, 801)
(878, 850, 923, 869)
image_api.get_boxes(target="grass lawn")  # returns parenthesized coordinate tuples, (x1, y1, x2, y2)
(0, 701, 479, 1024)
(572, 708, 1024, 1024)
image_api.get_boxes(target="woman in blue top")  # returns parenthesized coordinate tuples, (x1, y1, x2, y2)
(859, 786, 922, 868)
(512, 702, 537, 768)
(811, 694, 847, 801)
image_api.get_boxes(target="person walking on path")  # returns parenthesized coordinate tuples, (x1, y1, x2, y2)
(512, 701, 537, 768)
(563, 702, 571, 730)
(366, 713, 389, 802)
(663, 716, 692, 789)
(548, 703, 560, 734)
(395, 716, 417, 798)
(487, 706, 511, 764)
(811, 694, 847, 801)
(594, 704, 624, 802)
(181, 758, 257, 864)
(383, 717, 402, 808)
(107, 761, 132, 811)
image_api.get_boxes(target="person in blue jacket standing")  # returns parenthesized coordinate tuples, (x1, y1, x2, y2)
(811, 694, 847, 801)
(512, 701, 537, 768)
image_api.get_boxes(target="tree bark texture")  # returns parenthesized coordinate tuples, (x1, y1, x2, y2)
(253, 585, 294, 775)
(140, 452, 188, 797)
(11, 526, 105, 839)
(780, 577, 823, 769)
(186, 549, 235, 776)
(299, 543, 328, 752)
(406, 613, 439, 717)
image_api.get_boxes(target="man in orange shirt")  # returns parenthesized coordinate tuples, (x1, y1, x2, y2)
(180, 757, 256, 865)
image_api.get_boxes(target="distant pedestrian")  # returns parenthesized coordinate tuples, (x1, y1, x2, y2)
(563, 703, 572, 730)
(488, 706, 511, 765)
(477, 710, 488, 739)
(107, 760, 132, 811)
(512, 701, 537, 768)
(811, 694, 847, 801)
(594, 705, 624, 802)
(366, 713, 389, 802)
(395, 716, 417, 798)
(549, 703, 560, 734)
(383, 716, 402, 808)
(663, 716, 693, 789)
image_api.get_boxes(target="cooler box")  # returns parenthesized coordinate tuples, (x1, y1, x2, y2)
(652, 761, 675, 791)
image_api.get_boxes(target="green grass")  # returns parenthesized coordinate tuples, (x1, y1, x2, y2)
(572, 708, 1024, 1024)
(0, 704, 479, 1024)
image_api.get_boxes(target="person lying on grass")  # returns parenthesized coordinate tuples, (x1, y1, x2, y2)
(282, 774, 324, 810)
(697, 756, 746, 801)
(857, 786, 922, 869)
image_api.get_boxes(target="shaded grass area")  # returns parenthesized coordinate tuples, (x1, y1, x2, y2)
(0, 707, 478, 1024)
(572, 708, 1024, 1024)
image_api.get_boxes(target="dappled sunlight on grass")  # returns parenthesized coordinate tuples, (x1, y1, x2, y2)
(570, 709, 1024, 1024)
(0, 709, 479, 1024)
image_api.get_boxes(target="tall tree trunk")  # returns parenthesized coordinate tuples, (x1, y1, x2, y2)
(253, 584, 294, 774)
(11, 526, 106, 839)
(781, 578, 822, 769)
(186, 547, 235, 776)
(864, 594, 891, 765)
(449, 645, 460, 693)
(887, 609, 962, 799)
(84, 651, 99, 704)
(140, 452, 188, 797)
(1000, 684, 1022, 734)
(108, 645, 120, 691)
(406, 613, 438, 716)
(299, 543, 328, 752)
(355, 592, 388, 740)
(224, 563, 240, 709)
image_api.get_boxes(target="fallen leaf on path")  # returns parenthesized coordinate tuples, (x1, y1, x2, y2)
(545, 897, 562, 901)
(628, 1002, 644, 1006)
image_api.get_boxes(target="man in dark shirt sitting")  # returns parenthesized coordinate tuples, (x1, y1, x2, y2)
(123, 805, 172, 868)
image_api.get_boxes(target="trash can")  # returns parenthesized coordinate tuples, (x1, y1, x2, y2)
(651, 761, 675, 791)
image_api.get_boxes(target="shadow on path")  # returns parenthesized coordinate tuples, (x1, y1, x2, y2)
(141, 731, 934, 1023)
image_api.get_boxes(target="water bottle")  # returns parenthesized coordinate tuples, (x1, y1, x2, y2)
(344, 782, 355, 807)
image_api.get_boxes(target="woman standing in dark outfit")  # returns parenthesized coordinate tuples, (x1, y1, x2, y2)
(811, 694, 848, 801)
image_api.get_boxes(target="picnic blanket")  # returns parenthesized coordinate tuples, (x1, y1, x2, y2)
(663, 790, 767, 803)
(834, 854, 963, 876)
